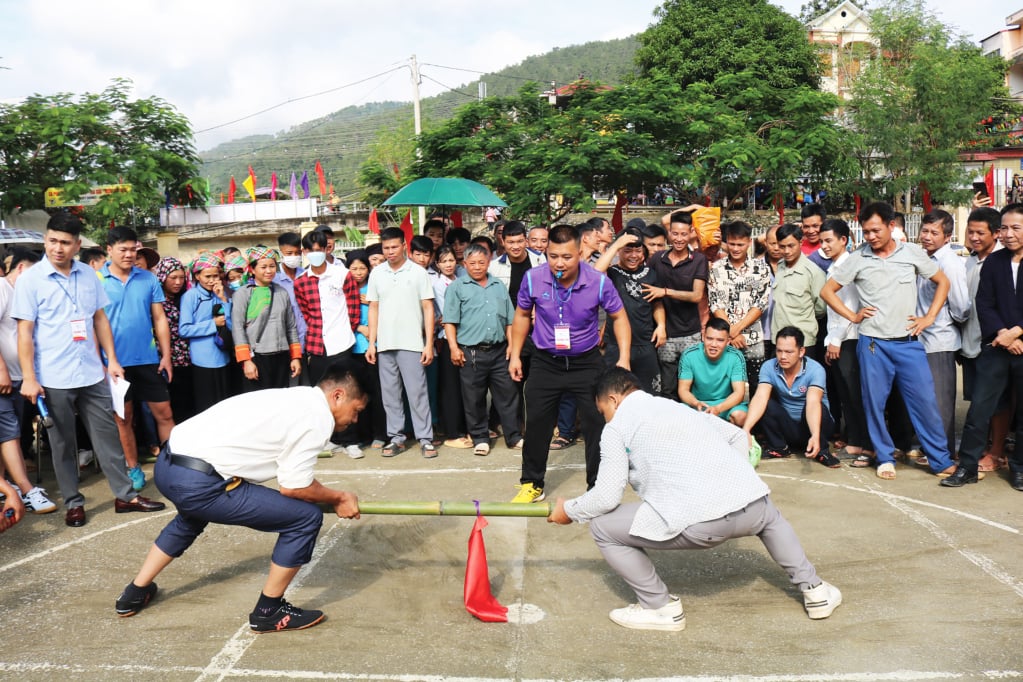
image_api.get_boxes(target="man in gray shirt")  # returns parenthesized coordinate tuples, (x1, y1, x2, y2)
(548, 368, 841, 632)
(820, 201, 954, 481)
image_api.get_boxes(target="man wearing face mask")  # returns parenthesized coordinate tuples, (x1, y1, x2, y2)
(293, 231, 361, 389)
(274, 232, 307, 355)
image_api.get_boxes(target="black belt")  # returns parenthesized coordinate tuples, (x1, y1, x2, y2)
(168, 452, 220, 477)
(462, 341, 505, 352)
(872, 335, 916, 342)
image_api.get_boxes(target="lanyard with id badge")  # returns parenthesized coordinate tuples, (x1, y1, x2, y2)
(56, 273, 87, 342)
(553, 276, 573, 351)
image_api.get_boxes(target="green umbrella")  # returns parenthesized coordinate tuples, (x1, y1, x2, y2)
(381, 177, 507, 208)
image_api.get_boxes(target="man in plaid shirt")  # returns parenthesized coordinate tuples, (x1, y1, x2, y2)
(294, 230, 360, 385)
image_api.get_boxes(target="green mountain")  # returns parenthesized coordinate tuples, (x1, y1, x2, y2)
(198, 36, 640, 202)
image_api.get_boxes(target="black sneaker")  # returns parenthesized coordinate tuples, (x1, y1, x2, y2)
(763, 446, 791, 459)
(249, 599, 325, 633)
(115, 582, 158, 617)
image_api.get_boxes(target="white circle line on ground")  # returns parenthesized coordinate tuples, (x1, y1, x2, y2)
(0, 510, 174, 576)
(757, 472, 1021, 535)
(194, 518, 350, 682)
(1, 661, 1020, 680)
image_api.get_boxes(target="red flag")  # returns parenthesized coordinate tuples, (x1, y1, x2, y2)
(922, 186, 933, 213)
(611, 191, 627, 232)
(368, 208, 380, 235)
(450, 210, 463, 228)
(228, 176, 237, 204)
(270, 172, 278, 201)
(774, 193, 784, 225)
(315, 160, 327, 197)
(985, 165, 995, 202)
(399, 211, 414, 251)
(854, 194, 861, 218)
(464, 515, 508, 623)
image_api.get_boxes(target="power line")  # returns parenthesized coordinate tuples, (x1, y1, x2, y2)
(194, 66, 408, 135)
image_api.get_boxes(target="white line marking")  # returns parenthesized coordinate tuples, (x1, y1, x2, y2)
(194, 517, 349, 682)
(0, 510, 174, 575)
(3, 662, 1019, 681)
(757, 473, 1021, 534)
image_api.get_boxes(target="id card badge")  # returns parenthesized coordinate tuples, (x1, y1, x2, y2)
(70, 319, 87, 342)
(554, 323, 571, 351)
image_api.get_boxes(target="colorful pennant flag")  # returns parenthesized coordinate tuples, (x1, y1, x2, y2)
(242, 166, 256, 202)
(399, 211, 414, 251)
(314, 160, 327, 197)
(611, 191, 626, 232)
(450, 210, 463, 228)
(228, 176, 237, 204)
(985, 165, 995, 201)
(270, 172, 278, 201)
(368, 208, 380, 235)
(300, 171, 310, 199)
(289, 172, 297, 200)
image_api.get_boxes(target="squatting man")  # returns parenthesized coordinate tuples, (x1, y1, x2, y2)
(548, 367, 841, 631)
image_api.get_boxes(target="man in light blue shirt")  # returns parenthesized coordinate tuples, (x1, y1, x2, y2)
(743, 326, 838, 467)
(13, 212, 165, 527)
(548, 368, 841, 631)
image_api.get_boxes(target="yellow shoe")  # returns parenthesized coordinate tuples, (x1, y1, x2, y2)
(510, 483, 545, 503)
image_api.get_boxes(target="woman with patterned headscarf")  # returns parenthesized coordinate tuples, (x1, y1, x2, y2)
(155, 257, 195, 422)
(231, 245, 302, 390)
(180, 252, 234, 412)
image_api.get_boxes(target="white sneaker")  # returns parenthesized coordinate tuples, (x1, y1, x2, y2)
(803, 581, 842, 619)
(473, 442, 490, 456)
(345, 444, 364, 460)
(78, 449, 94, 468)
(21, 486, 57, 514)
(609, 596, 686, 631)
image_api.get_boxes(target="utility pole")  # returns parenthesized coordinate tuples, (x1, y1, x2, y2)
(410, 54, 425, 231)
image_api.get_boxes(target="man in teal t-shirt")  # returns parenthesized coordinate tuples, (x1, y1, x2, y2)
(677, 318, 748, 426)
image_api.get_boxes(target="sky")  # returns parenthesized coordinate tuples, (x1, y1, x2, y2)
(0, 0, 1013, 152)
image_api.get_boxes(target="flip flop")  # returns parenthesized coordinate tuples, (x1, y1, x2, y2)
(876, 462, 896, 480)
(549, 436, 576, 450)
(850, 454, 875, 468)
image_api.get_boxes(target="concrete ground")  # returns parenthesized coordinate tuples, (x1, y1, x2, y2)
(1, 439, 1021, 682)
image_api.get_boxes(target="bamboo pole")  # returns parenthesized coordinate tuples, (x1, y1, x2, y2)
(320, 501, 553, 517)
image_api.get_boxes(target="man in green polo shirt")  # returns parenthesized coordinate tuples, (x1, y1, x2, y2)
(772, 224, 826, 361)
(678, 318, 748, 426)
(443, 244, 523, 456)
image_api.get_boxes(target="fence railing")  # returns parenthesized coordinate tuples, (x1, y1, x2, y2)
(159, 198, 318, 227)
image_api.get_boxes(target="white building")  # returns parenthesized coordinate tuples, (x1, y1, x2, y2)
(980, 9, 1023, 100)
(806, 1, 875, 100)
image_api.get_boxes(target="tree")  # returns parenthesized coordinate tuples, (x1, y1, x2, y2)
(845, 1, 1013, 208)
(637, 0, 853, 208)
(0, 78, 203, 230)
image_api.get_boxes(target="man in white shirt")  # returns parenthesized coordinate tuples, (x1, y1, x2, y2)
(819, 220, 872, 464)
(548, 368, 841, 631)
(0, 249, 56, 514)
(916, 210, 970, 461)
(114, 363, 366, 633)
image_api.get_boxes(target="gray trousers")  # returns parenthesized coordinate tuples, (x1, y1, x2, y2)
(378, 350, 433, 445)
(589, 495, 819, 609)
(458, 343, 522, 447)
(927, 351, 957, 456)
(45, 380, 134, 509)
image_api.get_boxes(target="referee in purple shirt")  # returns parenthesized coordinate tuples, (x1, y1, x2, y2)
(508, 224, 631, 503)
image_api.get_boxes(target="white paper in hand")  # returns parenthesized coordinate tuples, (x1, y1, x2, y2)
(108, 374, 130, 419)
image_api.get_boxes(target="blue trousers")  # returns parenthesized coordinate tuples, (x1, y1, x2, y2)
(153, 449, 322, 568)
(857, 336, 953, 471)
